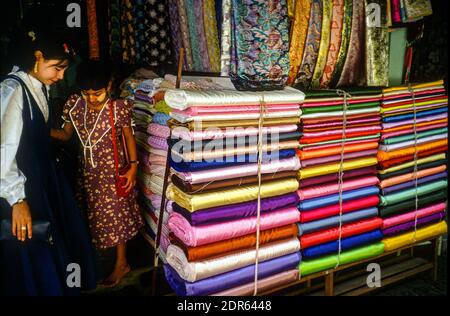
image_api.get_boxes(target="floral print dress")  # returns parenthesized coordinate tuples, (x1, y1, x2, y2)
(63, 94, 144, 249)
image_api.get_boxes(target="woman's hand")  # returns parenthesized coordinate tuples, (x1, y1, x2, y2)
(121, 165, 138, 193)
(12, 201, 32, 241)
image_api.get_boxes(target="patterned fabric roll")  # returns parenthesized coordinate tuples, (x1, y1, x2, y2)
(120, 0, 136, 64)
(294, 0, 323, 91)
(338, 0, 365, 87)
(194, 0, 211, 72)
(329, 0, 353, 87)
(109, 0, 121, 60)
(311, 0, 333, 89)
(177, 0, 194, 70)
(203, 0, 221, 72)
(287, 0, 311, 85)
(220, 0, 232, 76)
(230, 0, 290, 91)
(134, 0, 146, 64)
(143, 0, 172, 66)
(87, 0, 100, 59)
(364, 0, 389, 86)
(168, 0, 183, 66)
(320, 0, 345, 88)
(185, 0, 203, 71)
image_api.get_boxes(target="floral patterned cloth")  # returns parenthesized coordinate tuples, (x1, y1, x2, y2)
(63, 95, 144, 249)
(229, 0, 290, 91)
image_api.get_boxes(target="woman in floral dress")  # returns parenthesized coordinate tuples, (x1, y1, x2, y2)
(51, 60, 144, 287)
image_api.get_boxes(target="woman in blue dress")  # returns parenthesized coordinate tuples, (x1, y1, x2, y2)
(0, 31, 97, 295)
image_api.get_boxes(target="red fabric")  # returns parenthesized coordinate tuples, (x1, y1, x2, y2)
(299, 217, 383, 249)
(381, 95, 448, 109)
(299, 195, 380, 223)
(299, 130, 380, 144)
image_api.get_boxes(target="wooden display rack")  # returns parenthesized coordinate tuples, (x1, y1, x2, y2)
(259, 236, 443, 296)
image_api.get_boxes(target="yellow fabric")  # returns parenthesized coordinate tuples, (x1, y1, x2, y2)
(383, 105, 446, 117)
(203, 0, 221, 72)
(382, 80, 444, 94)
(297, 157, 378, 180)
(382, 221, 448, 252)
(380, 98, 448, 113)
(168, 178, 300, 212)
(378, 153, 446, 174)
(311, 0, 333, 88)
(288, 0, 311, 84)
(168, 117, 301, 130)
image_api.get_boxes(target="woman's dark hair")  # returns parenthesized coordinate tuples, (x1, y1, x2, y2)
(12, 29, 74, 71)
(76, 60, 112, 90)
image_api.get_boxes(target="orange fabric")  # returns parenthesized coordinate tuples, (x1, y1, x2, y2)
(377, 139, 448, 162)
(377, 146, 448, 169)
(379, 165, 447, 189)
(299, 130, 380, 144)
(172, 224, 298, 262)
(297, 141, 379, 160)
(382, 118, 448, 134)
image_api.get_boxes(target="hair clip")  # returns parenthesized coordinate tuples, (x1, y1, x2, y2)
(28, 31, 36, 42)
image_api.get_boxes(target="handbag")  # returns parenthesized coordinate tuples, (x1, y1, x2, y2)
(109, 101, 131, 198)
(0, 219, 53, 244)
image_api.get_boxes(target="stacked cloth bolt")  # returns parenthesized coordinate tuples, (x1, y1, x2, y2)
(377, 81, 448, 252)
(297, 88, 386, 277)
(161, 86, 305, 296)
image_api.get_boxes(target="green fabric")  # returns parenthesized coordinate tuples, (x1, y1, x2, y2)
(379, 191, 447, 218)
(388, 27, 407, 87)
(379, 180, 448, 206)
(299, 243, 385, 276)
(155, 100, 172, 115)
(378, 160, 448, 180)
(300, 134, 380, 148)
(382, 128, 448, 145)
(301, 101, 381, 114)
(305, 87, 383, 98)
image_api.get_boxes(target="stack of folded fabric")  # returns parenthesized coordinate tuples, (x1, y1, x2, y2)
(377, 81, 448, 252)
(297, 88, 386, 276)
(162, 87, 305, 296)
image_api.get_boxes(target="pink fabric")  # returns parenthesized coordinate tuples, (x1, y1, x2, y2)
(211, 269, 299, 296)
(302, 126, 381, 138)
(149, 154, 167, 166)
(147, 123, 171, 138)
(297, 175, 379, 200)
(168, 206, 300, 247)
(301, 139, 378, 151)
(148, 136, 168, 150)
(382, 203, 447, 229)
(300, 149, 378, 168)
(174, 156, 300, 184)
(381, 122, 448, 140)
(171, 125, 299, 141)
(173, 104, 300, 115)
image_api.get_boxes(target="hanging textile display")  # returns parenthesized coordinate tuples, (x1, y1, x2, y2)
(109, 0, 122, 60)
(167, 0, 183, 67)
(121, 0, 136, 64)
(229, 0, 290, 90)
(203, 0, 221, 72)
(220, 0, 232, 75)
(87, 0, 100, 59)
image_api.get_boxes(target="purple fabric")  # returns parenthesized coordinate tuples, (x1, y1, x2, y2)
(172, 192, 299, 225)
(163, 252, 302, 296)
(167, 0, 183, 67)
(382, 212, 446, 236)
(194, 0, 211, 72)
(382, 172, 448, 195)
(300, 166, 378, 188)
(300, 149, 378, 168)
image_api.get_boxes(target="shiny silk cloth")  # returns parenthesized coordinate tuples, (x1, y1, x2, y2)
(173, 155, 300, 184)
(203, 0, 221, 72)
(185, 0, 203, 71)
(299, 242, 384, 276)
(300, 217, 383, 249)
(166, 237, 300, 282)
(297, 175, 379, 200)
(168, 206, 300, 247)
(300, 166, 377, 187)
(211, 269, 299, 296)
(377, 140, 448, 162)
(193, 0, 211, 72)
(163, 252, 301, 296)
(172, 192, 299, 226)
(167, 178, 299, 212)
(288, 0, 311, 85)
(379, 165, 447, 189)
(177, 0, 194, 70)
(220, 0, 232, 75)
(171, 224, 298, 261)
(298, 157, 378, 180)
(301, 230, 383, 259)
(320, 0, 345, 87)
(301, 149, 378, 168)
(229, 0, 290, 90)
(382, 213, 446, 236)
(294, 0, 323, 90)
(164, 87, 305, 110)
(337, 0, 365, 87)
(364, 0, 389, 86)
(379, 180, 448, 207)
(381, 172, 447, 195)
(382, 221, 447, 252)
(169, 116, 301, 129)
(297, 141, 379, 159)
(311, 0, 332, 89)
(379, 134, 447, 152)
(170, 109, 301, 123)
(382, 203, 447, 229)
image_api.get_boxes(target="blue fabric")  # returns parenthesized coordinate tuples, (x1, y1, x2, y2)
(301, 230, 383, 259)
(153, 112, 171, 126)
(169, 149, 296, 172)
(298, 186, 380, 211)
(0, 75, 96, 295)
(297, 208, 379, 236)
(382, 107, 447, 123)
(163, 252, 301, 296)
(382, 172, 448, 194)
